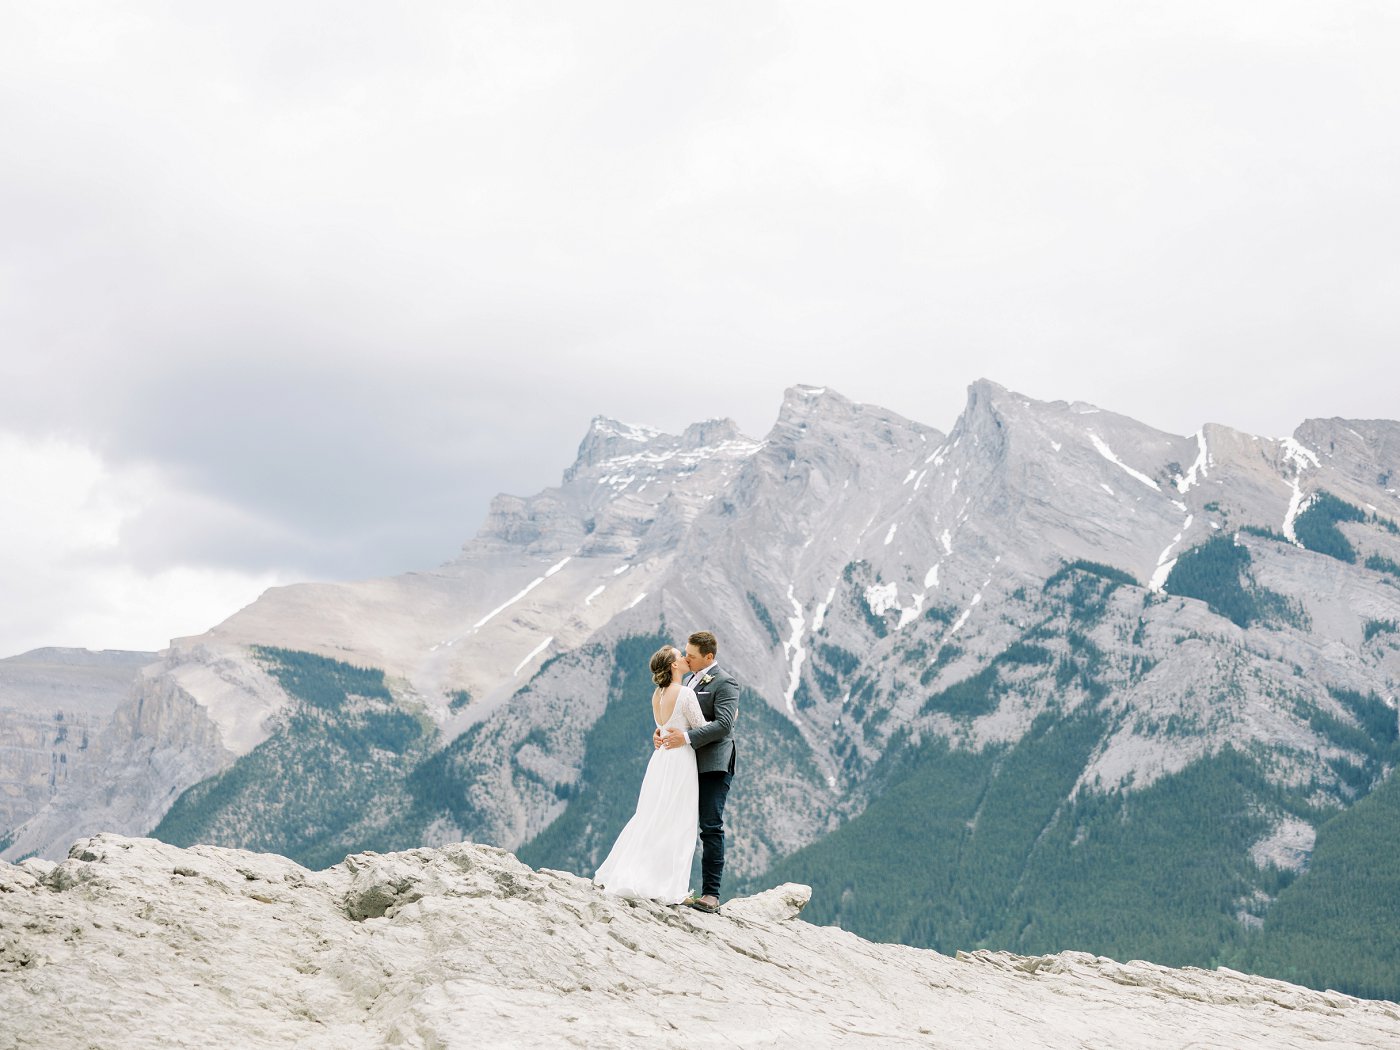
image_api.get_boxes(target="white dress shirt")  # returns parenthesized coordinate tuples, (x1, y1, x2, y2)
(682, 664, 720, 744)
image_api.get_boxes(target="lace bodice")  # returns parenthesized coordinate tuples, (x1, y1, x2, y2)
(656, 686, 706, 730)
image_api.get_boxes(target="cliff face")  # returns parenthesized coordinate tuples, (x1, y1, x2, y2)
(2, 834, 1397, 1050)
(0, 649, 155, 841)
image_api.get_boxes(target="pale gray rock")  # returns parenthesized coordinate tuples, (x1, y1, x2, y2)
(0, 648, 155, 837)
(1249, 816, 1317, 872)
(2, 662, 234, 861)
(1, 835, 1397, 1050)
(723, 881, 811, 923)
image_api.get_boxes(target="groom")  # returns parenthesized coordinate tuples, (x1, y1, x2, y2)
(655, 630, 738, 914)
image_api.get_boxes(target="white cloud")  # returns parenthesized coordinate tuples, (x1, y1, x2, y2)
(0, 431, 283, 656)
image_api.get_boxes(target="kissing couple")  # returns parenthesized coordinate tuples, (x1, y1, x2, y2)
(593, 631, 739, 914)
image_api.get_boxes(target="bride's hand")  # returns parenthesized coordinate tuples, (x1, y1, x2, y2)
(652, 727, 664, 749)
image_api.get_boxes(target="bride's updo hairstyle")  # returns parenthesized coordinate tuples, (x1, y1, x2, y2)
(650, 646, 678, 688)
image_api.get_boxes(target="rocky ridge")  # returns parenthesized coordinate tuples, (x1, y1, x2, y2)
(2, 833, 1397, 1050)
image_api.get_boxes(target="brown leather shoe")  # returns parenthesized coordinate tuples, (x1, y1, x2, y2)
(688, 894, 720, 913)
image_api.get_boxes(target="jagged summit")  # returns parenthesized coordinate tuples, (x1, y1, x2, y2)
(1295, 416, 1400, 505)
(774, 383, 929, 429)
(590, 415, 662, 440)
(774, 383, 848, 417)
(565, 415, 663, 477)
(759, 384, 942, 480)
(681, 416, 748, 446)
(564, 413, 757, 483)
(958, 378, 1191, 445)
(4, 834, 1396, 1050)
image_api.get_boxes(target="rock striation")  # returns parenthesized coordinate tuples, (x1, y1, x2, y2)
(2, 834, 1397, 1050)
(0, 649, 156, 838)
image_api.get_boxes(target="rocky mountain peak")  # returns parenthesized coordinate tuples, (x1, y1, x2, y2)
(949, 378, 1018, 450)
(563, 415, 759, 486)
(951, 378, 1102, 448)
(1295, 416, 1400, 501)
(776, 383, 848, 416)
(680, 416, 747, 448)
(768, 384, 940, 450)
(565, 416, 667, 479)
(965, 376, 1011, 408)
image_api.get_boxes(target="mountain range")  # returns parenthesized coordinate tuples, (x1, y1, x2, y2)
(3, 379, 1398, 999)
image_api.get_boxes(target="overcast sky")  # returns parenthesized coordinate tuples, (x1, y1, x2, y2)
(2, 1, 1398, 657)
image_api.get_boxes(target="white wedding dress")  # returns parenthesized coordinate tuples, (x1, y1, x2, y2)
(594, 685, 706, 904)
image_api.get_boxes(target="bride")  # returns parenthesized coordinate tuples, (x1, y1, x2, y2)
(593, 645, 708, 903)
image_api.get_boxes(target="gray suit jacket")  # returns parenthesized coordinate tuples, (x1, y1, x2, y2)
(686, 666, 739, 775)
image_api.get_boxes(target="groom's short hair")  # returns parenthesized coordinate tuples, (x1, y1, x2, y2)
(689, 631, 718, 657)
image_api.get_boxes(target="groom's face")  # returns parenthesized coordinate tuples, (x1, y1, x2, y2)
(685, 643, 712, 671)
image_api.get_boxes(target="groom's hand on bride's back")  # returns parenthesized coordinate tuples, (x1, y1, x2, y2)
(652, 727, 665, 749)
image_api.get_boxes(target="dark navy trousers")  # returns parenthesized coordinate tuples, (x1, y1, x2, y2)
(698, 770, 733, 898)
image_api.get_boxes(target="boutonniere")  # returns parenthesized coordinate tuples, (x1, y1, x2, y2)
(700, 674, 714, 687)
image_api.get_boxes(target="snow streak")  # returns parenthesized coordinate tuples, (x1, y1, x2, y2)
(471, 557, 572, 632)
(782, 586, 807, 719)
(1177, 430, 1210, 493)
(1281, 438, 1320, 545)
(1088, 432, 1161, 492)
(474, 578, 544, 630)
(811, 586, 837, 633)
(513, 636, 553, 676)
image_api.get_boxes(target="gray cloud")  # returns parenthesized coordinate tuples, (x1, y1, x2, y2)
(3, 0, 1398, 611)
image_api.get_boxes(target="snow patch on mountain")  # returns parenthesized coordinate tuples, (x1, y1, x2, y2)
(865, 583, 900, 617)
(1088, 432, 1162, 492)
(896, 593, 927, 630)
(472, 559, 571, 632)
(1278, 438, 1323, 544)
(1177, 430, 1211, 493)
(782, 587, 807, 718)
(512, 637, 554, 677)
